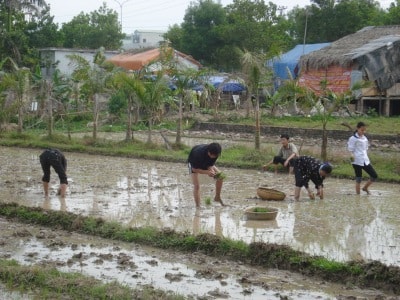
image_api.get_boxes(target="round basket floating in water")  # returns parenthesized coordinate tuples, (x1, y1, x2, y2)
(244, 206, 278, 220)
(257, 187, 286, 201)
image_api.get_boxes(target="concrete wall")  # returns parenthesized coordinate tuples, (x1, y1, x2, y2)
(40, 48, 119, 77)
(123, 30, 165, 50)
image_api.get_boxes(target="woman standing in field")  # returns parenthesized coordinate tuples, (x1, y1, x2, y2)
(347, 121, 378, 195)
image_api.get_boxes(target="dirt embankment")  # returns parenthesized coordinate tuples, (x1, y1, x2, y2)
(194, 122, 400, 148)
(1, 203, 400, 299)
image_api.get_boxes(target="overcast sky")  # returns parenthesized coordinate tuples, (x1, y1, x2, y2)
(47, 0, 392, 33)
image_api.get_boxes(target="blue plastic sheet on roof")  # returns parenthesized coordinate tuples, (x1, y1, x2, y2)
(192, 75, 246, 93)
(268, 43, 331, 81)
(217, 82, 245, 93)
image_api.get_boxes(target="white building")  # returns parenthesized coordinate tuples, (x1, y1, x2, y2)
(39, 48, 119, 77)
(122, 30, 166, 50)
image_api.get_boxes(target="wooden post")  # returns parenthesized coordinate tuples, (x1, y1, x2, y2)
(384, 97, 390, 116)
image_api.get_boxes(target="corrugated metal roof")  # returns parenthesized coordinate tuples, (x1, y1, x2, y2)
(107, 48, 201, 71)
(108, 48, 160, 70)
(349, 35, 400, 59)
(299, 26, 400, 69)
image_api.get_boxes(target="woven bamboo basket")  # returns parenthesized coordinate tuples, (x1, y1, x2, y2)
(245, 207, 278, 220)
(257, 187, 286, 201)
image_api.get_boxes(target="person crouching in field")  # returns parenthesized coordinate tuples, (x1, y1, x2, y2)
(263, 134, 298, 174)
(293, 155, 332, 200)
(188, 143, 225, 208)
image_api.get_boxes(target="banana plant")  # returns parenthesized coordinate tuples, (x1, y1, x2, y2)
(0, 56, 31, 133)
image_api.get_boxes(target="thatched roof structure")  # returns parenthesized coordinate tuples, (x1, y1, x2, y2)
(299, 26, 400, 70)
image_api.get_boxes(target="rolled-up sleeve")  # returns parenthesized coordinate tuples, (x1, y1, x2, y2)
(347, 136, 356, 153)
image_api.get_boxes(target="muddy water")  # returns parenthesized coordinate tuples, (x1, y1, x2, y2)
(1, 146, 399, 268)
(2, 218, 390, 300)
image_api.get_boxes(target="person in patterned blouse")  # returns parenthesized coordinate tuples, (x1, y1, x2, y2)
(293, 155, 332, 200)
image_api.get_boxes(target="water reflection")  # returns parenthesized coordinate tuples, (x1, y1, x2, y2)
(193, 208, 223, 236)
(1, 146, 399, 266)
(42, 196, 67, 212)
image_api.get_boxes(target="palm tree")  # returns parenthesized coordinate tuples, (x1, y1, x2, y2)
(112, 71, 145, 141)
(304, 80, 353, 161)
(31, 65, 54, 136)
(170, 68, 202, 145)
(68, 49, 115, 139)
(3, 0, 47, 31)
(141, 73, 170, 144)
(241, 50, 266, 150)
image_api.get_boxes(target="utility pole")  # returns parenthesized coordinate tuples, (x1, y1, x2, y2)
(112, 0, 132, 29)
(303, 9, 312, 54)
(277, 6, 287, 17)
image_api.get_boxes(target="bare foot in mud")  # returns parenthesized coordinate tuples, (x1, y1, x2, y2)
(362, 187, 371, 195)
(214, 198, 226, 206)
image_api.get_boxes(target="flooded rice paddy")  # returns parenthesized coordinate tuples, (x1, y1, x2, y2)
(1, 144, 400, 299)
(2, 218, 390, 300)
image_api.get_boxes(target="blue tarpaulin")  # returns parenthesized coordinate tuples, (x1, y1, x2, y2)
(192, 75, 246, 93)
(268, 43, 331, 81)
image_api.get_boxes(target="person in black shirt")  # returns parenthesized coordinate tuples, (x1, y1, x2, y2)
(188, 142, 224, 207)
(293, 155, 332, 200)
(39, 148, 68, 198)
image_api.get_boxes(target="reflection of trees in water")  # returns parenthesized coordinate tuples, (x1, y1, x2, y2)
(356, 194, 400, 264)
(365, 217, 400, 265)
(344, 198, 376, 262)
(292, 197, 377, 262)
(374, 191, 400, 228)
(125, 165, 192, 229)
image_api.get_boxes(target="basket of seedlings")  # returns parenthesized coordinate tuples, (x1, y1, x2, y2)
(245, 206, 278, 220)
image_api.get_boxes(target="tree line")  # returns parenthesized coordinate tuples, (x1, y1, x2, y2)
(1, 0, 400, 71)
(166, 0, 400, 71)
(1, 0, 399, 160)
(0, 1, 123, 70)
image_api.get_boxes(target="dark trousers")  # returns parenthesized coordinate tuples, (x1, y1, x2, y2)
(352, 163, 378, 182)
(273, 156, 296, 166)
(40, 150, 68, 184)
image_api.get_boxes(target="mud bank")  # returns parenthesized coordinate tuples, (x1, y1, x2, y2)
(1, 217, 399, 299)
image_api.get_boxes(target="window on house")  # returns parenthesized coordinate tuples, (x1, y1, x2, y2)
(143, 39, 146, 43)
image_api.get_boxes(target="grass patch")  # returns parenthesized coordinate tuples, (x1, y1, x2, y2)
(0, 259, 184, 300)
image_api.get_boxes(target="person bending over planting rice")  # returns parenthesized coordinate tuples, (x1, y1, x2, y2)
(39, 148, 68, 198)
(293, 155, 332, 201)
(188, 142, 225, 208)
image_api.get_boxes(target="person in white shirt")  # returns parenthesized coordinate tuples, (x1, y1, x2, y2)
(347, 122, 378, 195)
